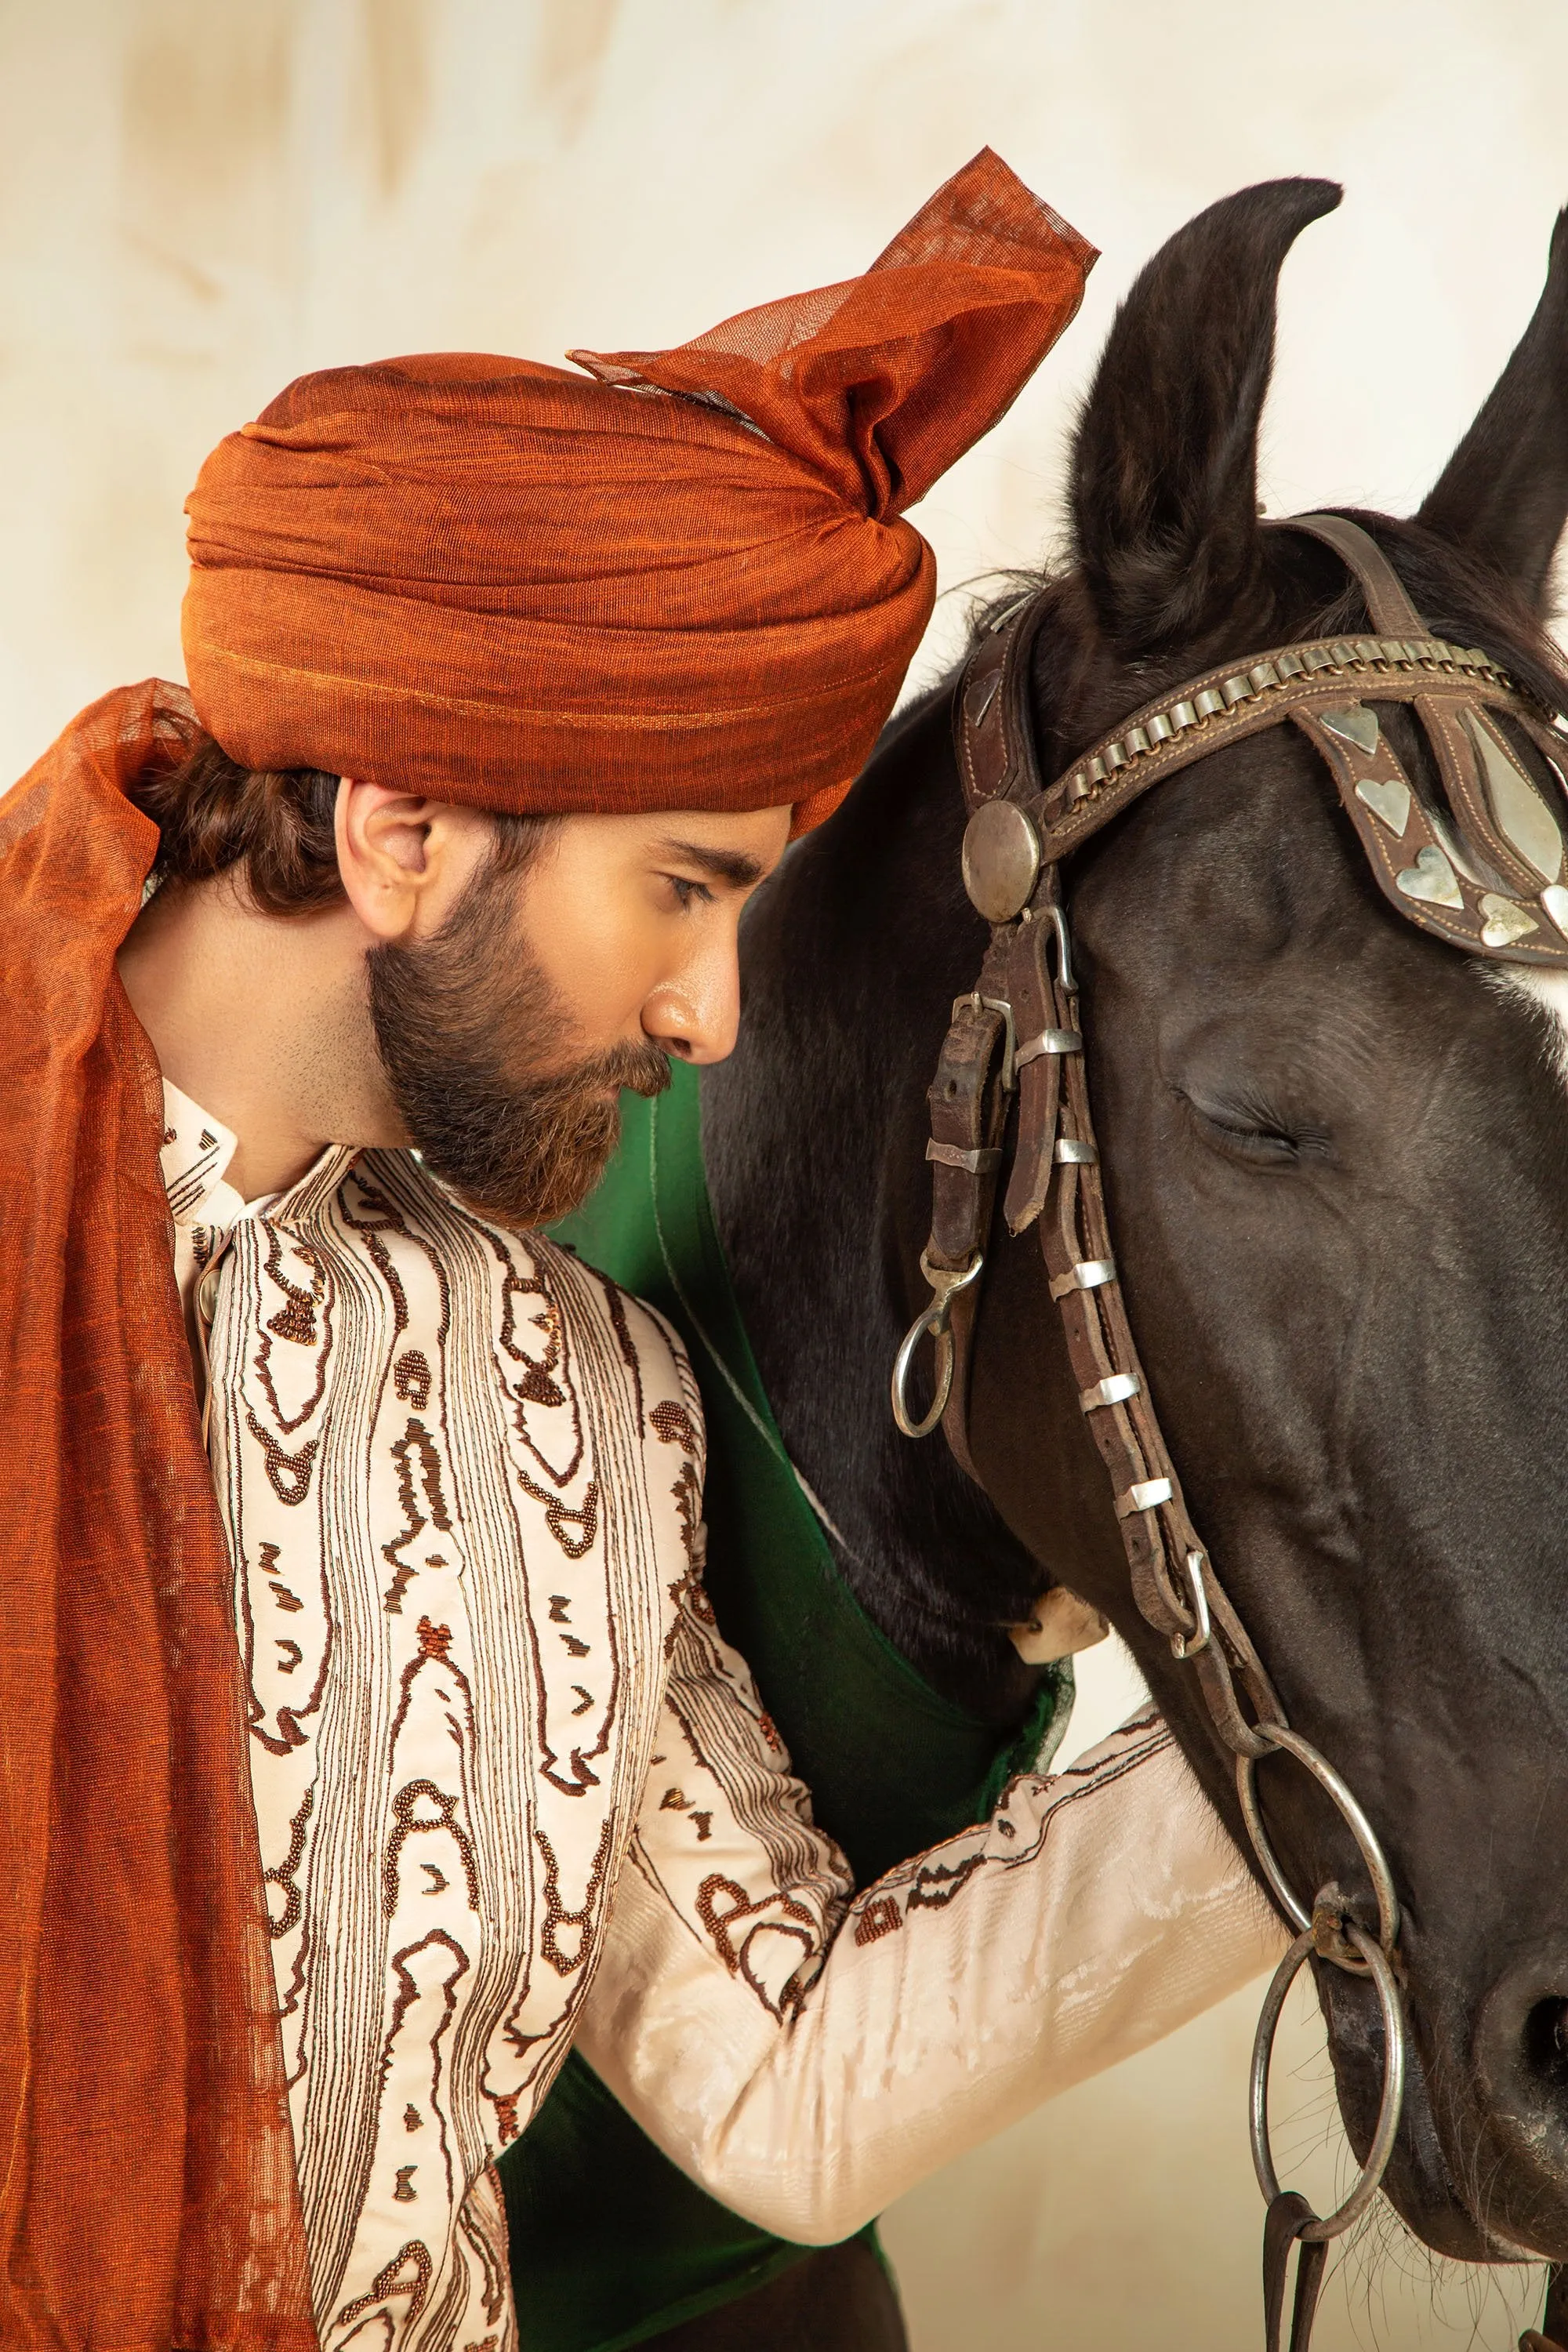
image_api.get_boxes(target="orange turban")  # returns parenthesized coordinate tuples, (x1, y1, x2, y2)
(183, 150, 1094, 835)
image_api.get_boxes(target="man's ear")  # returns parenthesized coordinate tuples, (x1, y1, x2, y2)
(336, 780, 492, 942)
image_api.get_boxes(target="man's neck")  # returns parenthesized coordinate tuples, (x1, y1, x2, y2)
(117, 874, 405, 1200)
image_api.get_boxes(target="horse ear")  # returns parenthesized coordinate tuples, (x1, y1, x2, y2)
(1071, 179, 1341, 660)
(1417, 210, 1568, 613)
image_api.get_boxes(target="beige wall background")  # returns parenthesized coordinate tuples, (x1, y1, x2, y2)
(2, 1, 1563, 2342)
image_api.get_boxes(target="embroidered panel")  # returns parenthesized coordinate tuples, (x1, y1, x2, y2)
(205, 1149, 701, 2350)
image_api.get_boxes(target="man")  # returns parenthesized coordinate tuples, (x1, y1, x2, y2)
(0, 152, 1280, 2350)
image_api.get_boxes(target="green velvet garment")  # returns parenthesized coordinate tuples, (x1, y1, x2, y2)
(499, 1059, 1072, 2350)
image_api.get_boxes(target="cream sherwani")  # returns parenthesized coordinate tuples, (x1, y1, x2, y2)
(158, 1081, 1283, 2352)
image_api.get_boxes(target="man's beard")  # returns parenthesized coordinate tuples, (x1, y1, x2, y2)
(366, 859, 670, 1229)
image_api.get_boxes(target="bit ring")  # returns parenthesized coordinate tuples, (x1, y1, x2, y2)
(1236, 1722, 1402, 1955)
(1250, 1918, 1407, 2241)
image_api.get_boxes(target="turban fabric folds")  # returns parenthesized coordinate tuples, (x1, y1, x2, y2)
(183, 150, 1095, 832)
(0, 155, 1092, 2345)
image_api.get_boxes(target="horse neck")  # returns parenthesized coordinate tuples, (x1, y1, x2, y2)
(700, 690, 1051, 1722)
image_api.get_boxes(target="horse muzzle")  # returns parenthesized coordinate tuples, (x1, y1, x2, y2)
(1320, 1939, 1568, 2262)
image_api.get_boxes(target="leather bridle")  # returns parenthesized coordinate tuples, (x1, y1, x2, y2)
(891, 514, 1568, 2352)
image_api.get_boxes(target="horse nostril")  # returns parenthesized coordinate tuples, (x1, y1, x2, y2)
(1468, 1961, 1568, 2252)
(1523, 1997, 1568, 2097)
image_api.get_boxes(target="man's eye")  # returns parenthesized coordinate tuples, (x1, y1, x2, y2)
(666, 875, 712, 909)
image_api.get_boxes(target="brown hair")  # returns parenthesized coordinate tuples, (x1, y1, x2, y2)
(131, 732, 551, 916)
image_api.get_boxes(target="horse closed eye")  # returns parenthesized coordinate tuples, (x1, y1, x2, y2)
(1177, 1089, 1330, 1168)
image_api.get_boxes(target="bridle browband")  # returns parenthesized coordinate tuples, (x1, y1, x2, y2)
(891, 514, 1568, 2352)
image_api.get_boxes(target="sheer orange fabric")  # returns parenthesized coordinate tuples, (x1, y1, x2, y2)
(183, 151, 1094, 834)
(0, 681, 315, 2347)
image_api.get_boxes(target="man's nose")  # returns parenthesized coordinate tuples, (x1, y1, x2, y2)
(642, 937, 742, 1064)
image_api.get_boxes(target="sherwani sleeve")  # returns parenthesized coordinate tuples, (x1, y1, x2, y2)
(574, 1564, 1287, 2245)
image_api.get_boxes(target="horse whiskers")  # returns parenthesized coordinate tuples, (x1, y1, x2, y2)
(1276, 1983, 1548, 2341)
(1335, 2199, 1540, 2350)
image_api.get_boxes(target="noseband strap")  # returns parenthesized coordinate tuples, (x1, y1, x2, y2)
(893, 514, 1568, 2351)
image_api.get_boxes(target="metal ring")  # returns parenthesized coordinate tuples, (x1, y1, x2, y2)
(891, 1302, 954, 1439)
(1236, 1726, 1402, 1952)
(891, 1254, 983, 1440)
(1250, 1919, 1407, 2242)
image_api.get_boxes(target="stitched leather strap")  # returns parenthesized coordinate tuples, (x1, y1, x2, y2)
(1283, 511, 1428, 638)
(953, 593, 1055, 813)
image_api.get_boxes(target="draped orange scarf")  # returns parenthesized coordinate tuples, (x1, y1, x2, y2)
(0, 681, 314, 2347)
(0, 154, 1093, 2343)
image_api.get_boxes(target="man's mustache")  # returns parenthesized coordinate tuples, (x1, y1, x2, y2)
(535, 1036, 672, 1106)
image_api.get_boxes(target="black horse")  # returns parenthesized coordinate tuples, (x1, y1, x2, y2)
(682, 176, 1568, 2341)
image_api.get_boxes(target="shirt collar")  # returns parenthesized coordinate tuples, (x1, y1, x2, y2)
(159, 1078, 357, 1232)
(161, 1080, 245, 1229)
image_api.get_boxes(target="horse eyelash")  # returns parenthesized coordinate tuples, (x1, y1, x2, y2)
(1176, 1085, 1332, 1164)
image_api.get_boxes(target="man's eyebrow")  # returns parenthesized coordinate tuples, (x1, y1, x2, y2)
(654, 837, 767, 889)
